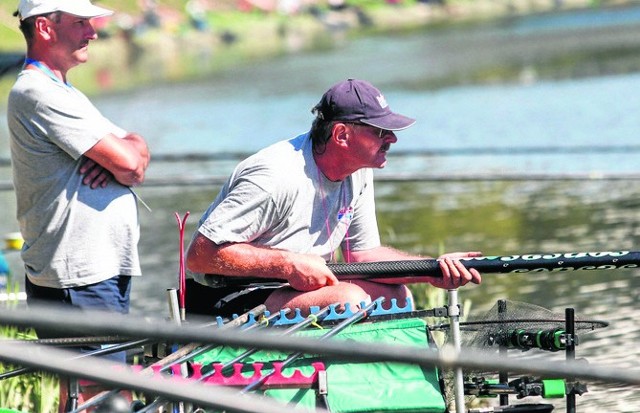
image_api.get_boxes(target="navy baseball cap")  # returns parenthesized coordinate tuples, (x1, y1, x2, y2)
(312, 79, 416, 131)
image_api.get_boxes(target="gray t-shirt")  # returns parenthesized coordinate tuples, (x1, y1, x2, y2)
(193, 133, 380, 282)
(7, 69, 141, 288)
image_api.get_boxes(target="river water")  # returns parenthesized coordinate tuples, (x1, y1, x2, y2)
(2, 4, 640, 412)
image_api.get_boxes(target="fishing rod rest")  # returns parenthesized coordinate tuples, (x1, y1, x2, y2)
(483, 304, 588, 413)
(464, 376, 571, 399)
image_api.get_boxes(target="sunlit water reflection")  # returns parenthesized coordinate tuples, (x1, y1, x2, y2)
(2, 5, 640, 410)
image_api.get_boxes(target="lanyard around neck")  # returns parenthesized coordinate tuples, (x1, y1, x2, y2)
(23, 58, 72, 87)
(317, 166, 352, 263)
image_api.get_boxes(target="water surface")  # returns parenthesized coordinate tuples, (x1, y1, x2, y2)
(1, 6, 640, 411)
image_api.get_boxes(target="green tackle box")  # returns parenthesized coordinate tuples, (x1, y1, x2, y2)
(194, 317, 447, 413)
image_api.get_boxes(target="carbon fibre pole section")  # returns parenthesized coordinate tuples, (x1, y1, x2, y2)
(328, 250, 640, 277)
(204, 250, 640, 287)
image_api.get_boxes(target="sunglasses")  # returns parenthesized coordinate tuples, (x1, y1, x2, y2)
(348, 123, 392, 139)
(375, 127, 393, 139)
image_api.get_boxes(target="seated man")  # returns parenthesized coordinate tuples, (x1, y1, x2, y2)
(186, 79, 481, 317)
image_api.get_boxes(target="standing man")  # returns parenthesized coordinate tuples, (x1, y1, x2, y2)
(7, 0, 150, 409)
(186, 78, 481, 317)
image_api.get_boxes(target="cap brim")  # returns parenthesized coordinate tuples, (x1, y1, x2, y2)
(360, 112, 416, 131)
(19, 5, 113, 20)
(68, 6, 113, 18)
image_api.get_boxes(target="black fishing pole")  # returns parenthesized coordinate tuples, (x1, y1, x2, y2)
(0, 337, 147, 381)
(203, 250, 640, 287)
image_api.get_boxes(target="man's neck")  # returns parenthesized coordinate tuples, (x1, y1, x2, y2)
(314, 151, 350, 182)
(26, 50, 68, 84)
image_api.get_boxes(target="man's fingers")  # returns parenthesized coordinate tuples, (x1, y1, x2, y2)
(79, 158, 97, 174)
(92, 173, 111, 189)
(82, 166, 100, 186)
(453, 259, 472, 282)
(439, 258, 453, 287)
(433, 256, 483, 288)
(470, 268, 482, 284)
(80, 162, 112, 188)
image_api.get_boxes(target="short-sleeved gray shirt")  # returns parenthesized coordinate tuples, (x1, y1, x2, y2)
(192, 133, 381, 282)
(7, 69, 141, 288)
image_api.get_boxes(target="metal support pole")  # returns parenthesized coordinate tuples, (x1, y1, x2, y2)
(167, 288, 187, 413)
(566, 308, 576, 413)
(448, 289, 465, 413)
(167, 288, 182, 325)
(498, 299, 509, 407)
(64, 378, 79, 412)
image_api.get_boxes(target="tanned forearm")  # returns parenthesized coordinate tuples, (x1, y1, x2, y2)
(186, 234, 338, 291)
(187, 235, 294, 279)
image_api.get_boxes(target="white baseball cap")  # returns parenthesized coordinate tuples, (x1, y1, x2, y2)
(18, 0, 114, 20)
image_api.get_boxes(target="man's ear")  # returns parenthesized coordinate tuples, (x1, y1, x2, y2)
(332, 123, 350, 147)
(34, 16, 55, 41)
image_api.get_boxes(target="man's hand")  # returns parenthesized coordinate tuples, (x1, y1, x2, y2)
(84, 133, 150, 187)
(432, 251, 482, 289)
(285, 254, 339, 292)
(79, 157, 113, 189)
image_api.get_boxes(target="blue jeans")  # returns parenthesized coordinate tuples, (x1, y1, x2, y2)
(25, 274, 131, 314)
(25, 275, 132, 362)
